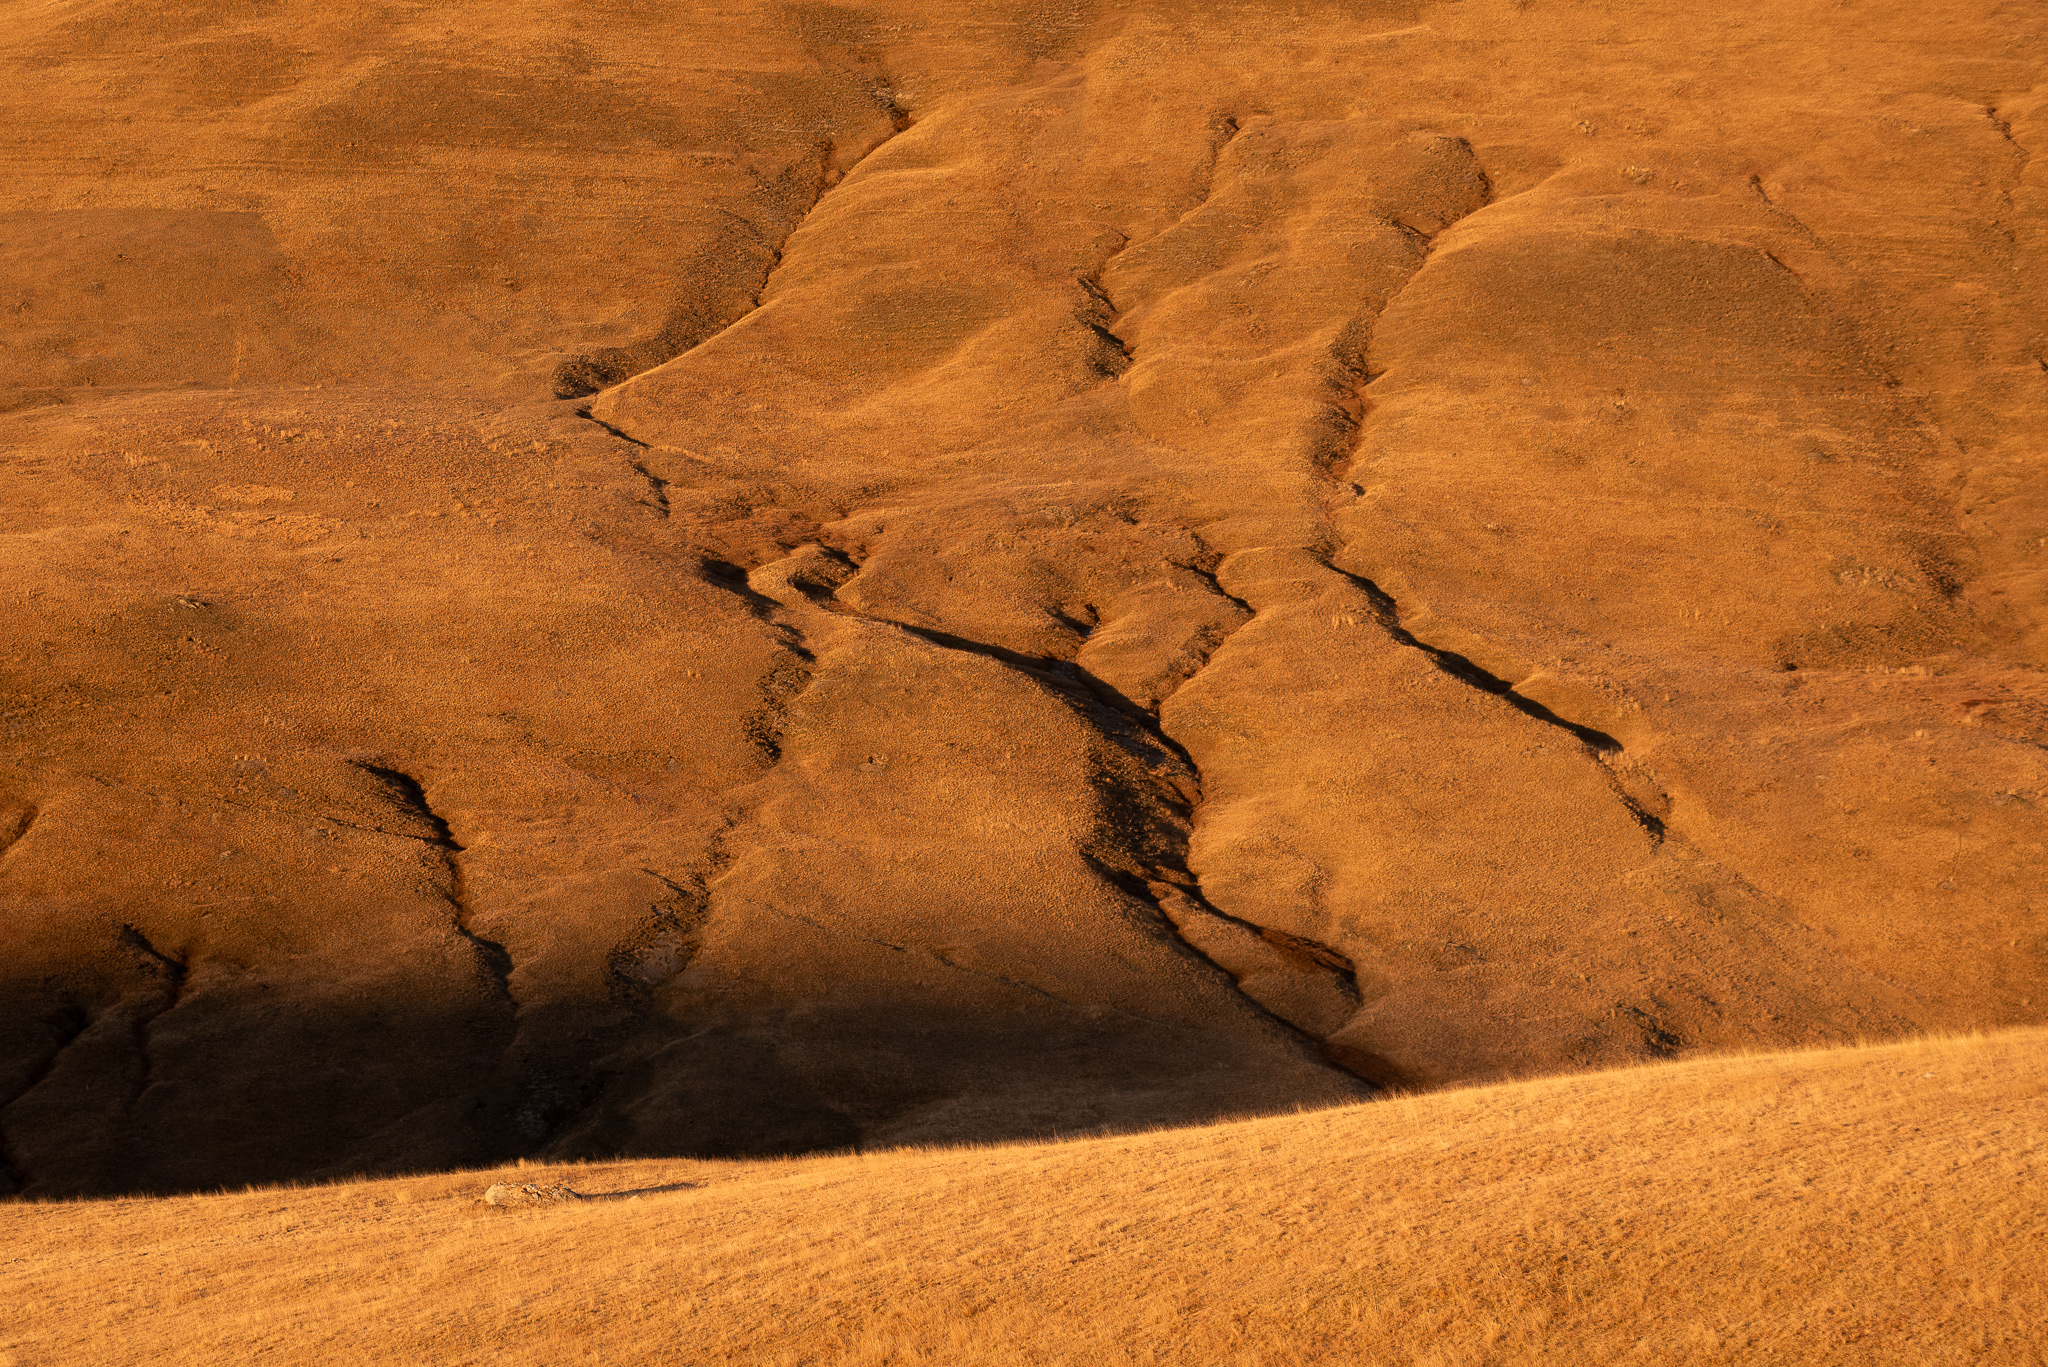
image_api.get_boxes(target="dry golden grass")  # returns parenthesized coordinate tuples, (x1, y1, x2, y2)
(4, 1030, 2043, 1366)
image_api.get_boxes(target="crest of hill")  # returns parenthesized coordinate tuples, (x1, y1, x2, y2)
(4, 1030, 2042, 1365)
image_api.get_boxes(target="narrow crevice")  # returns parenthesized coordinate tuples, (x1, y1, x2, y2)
(352, 764, 461, 850)
(1147, 873, 1357, 980)
(628, 459, 671, 519)
(689, 557, 832, 770)
(1469, 147, 1496, 207)
(902, 621, 1200, 780)
(1614, 1003, 1682, 1058)
(1193, 114, 1244, 204)
(605, 866, 713, 1006)
(118, 925, 188, 1111)
(1125, 869, 1387, 1087)
(1106, 780, 1385, 1082)
(770, 544, 1211, 802)
(312, 812, 454, 848)
(1182, 536, 1248, 610)
(1083, 320, 1134, 374)
(555, 81, 915, 406)
(1599, 767, 1669, 844)
(352, 763, 515, 1010)
(531, 836, 745, 1147)
(451, 906, 516, 1010)
(1074, 274, 1135, 378)
(574, 408, 649, 448)
(1140, 549, 1262, 713)
(1302, 141, 1623, 756)
(774, 550, 1380, 1076)
(741, 656, 814, 765)
(1332, 566, 1625, 752)
(1985, 105, 2033, 247)
(1986, 104, 2025, 156)
(704, 557, 812, 622)
(1078, 265, 1125, 311)
(0, 805, 35, 856)
(1320, 135, 1494, 487)
(743, 543, 1374, 1083)
(1156, 113, 1247, 243)
(749, 543, 1150, 738)
(1742, 174, 1830, 254)
(1070, 116, 1245, 386)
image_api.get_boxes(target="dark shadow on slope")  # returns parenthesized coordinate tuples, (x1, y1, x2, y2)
(0, 967, 1361, 1199)
(1332, 567, 1626, 753)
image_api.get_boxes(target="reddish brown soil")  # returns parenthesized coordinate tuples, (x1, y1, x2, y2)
(2, 0, 2043, 1197)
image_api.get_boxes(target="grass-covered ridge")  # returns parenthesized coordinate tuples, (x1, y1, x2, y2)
(6, 1029, 2041, 1365)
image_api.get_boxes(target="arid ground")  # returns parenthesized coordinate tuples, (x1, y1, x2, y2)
(4, 1031, 2044, 1364)
(1, 0, 2043, 1356)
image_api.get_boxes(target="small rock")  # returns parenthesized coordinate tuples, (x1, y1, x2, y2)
(482, 1182, 585, 1207)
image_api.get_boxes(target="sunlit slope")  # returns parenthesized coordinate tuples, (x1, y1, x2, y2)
(4, 1031, 2041, 1366)
(4, 0, 2047, 1194)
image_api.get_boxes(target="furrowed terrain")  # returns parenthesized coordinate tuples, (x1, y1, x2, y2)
(2, 0, 2045, 1201)
(4, 1032, 2044, 1365)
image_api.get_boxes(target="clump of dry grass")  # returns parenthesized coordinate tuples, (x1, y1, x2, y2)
(3, 1030, 2043, 1365)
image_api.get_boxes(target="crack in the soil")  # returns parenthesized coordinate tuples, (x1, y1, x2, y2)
(628, 459, 671, 518)
(352, 763, 515, 1010)
(1984, 104, 2034, 248)
(1153, 113, 1247, 244)
(1063, 116, 1251, 389)
(652, 555, 826, 769)
(313, 812, 455, 847)
(1744, 175, 1831, 258)
(1121, 539, 1261, 715)
(1071, 118, 1244, 383)
(574, 408, 650, 448)
(1134, 134, 1650, 1073)
(1075, 273, 1135, 378)
(743, 542, 1377, 1076)
(1323, 135, 1494, 491)
(1987, 104, 2026, 157)
(117, 924, 188, 1113)
(1332, 566, 1625, 753)
(1129, 140, 1498, 1078)
(0, 804, 35, 857)
(1139, 874, 1369, 1056)
(1306, 141, 1672, 767)
(605, 866, 714, 1006)
(566, 77, 914, 418)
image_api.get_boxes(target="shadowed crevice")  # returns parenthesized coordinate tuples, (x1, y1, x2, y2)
(553, 59, 915, 404)
(0, 805, 36, 857)
(117, 925, 190, 1122)
(750, 547, 1378, 1087)
(574, 407, 650, 448)
(1332, 566, 1627, 754)
(350, 764, 516, 1008)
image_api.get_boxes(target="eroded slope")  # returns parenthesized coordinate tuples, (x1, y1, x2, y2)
(1, 0, 2044, 1194)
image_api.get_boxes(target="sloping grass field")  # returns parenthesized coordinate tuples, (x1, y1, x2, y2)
(5, 1029, 2041, 1366)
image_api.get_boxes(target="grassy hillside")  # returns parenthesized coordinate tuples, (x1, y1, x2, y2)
(6, 0, 2047, 1192)
(5, 1029, 2041, 1365)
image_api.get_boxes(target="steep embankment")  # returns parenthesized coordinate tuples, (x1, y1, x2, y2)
(3, 1032, 2042, 1365)
(1, 0, 2045, 1195)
